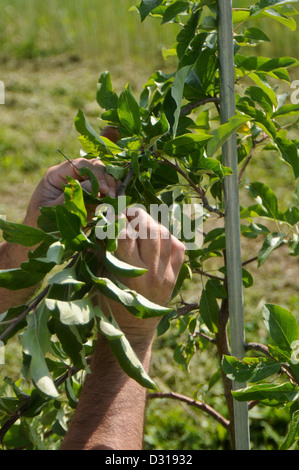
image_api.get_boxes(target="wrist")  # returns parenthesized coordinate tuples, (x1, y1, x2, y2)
(23, 206, 40, 229)
(0, 240, 30, 270)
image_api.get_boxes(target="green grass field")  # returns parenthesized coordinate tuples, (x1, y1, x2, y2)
(0, 0, 299, 450)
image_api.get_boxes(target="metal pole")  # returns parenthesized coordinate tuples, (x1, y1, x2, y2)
(216, 0, 250, 450)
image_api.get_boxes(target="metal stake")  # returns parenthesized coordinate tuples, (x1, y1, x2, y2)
(216, 0, 250, 450)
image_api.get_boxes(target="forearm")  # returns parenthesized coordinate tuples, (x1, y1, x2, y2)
(60, 329, 155, 450)
(0, 240, 37, 313)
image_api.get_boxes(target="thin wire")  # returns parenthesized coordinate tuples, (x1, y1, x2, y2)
(57, 149, 80, 172)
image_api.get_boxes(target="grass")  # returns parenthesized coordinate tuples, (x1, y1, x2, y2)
(0, 0, 299, 450)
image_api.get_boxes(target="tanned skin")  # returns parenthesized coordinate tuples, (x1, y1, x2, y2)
(0, 158, 185, 450)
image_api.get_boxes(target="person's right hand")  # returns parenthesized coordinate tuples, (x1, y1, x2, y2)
(101, 207, 185, 336)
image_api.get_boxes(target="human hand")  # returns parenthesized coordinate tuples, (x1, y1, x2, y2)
(23, 157, 118, 227)
(101, 207, 185, 337)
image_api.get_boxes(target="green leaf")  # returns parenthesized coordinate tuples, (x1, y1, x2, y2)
(259, 8, 297, 30)
(145, 113, 170, 147)
(194, 155, 233, 179)
(273, 104, 299, 118)
(258, 232, 285, 266)
(78, 166, 100, 198)
(63, 177, 88, 226)
(245, 86, 275, 114)
(177, 9, 201, 62)
(206, 278, 227, 299)
(96, 310, 123, 339)
(22, 304, 59, 398)
(37, 206, 59, 233)
(171, 262, 192, 299)
(252, 0, 299, 8)
(97, 312, 158, 390)
(236, 97, 277, 138)
(105, 164, 127, 181)
(280, 410, 299, 450)
(46, 241, 66, 265)
(0, 268, 45, 290)
(0, 218, 55, 247)
(249, 182, 278, 219)
(239, 27, 271, 43)
(103, 251, 148, 278)
(199, 289, 218, 333)
(163, 133, 212, 156)
(45, 298, 96, 326)
(138, 0, 164, 21)
(232, 382, 299, 405)
(162, 1, 190, 24)
(232, 9, 251, 24)
(169, 65, 191, 137)
(235, 54, 297, 73)
(241, 268, 254, 288)
(55, 204, 93, 249)
(65, 377, 79, 408)
(48, 267, 85, 287)
(275, 132, 299, 179)
(83, 262, 172, 319)
(118, 85, 141, 135)
(206, 115, 251, 157)
(74, 108, 113, 155)
(184, 48, 218, 100)
(222, 355, 281, 383)
(247, 73, 278, 108)
(53, 320, 89, 370)
(263, 303, 299, 355)
(97, 71, 118, 110)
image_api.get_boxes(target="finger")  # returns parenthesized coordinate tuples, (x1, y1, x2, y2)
(73, 158, 117, 197)
(115, 218, 143, 268)
(158, 224, 173, 263)
(126, 207, 161, 269)
(170, 237, 185, 278)
(80, 179, 92, 193)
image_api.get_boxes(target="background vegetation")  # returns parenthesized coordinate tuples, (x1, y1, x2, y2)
(0, 0, 298, 449)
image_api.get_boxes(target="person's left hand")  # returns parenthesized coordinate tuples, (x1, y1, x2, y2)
(24, 157, 117, 227)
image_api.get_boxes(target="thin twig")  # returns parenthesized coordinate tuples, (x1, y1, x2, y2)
(148, 391, 230, 429)
(57, 149, 80, 172)
(245, 343, 299, 385)
(245, 342, 271, 357)
(242, 256, 258, 267)
(175, 302, 199, 317)
(159, 155, 224, 217)
(238, 136, 269, 184)
(180, 97, 221, 116)
(194, 268, 225, 281)
(117, 166, 134, 197)
(0, 285, 50, 342)
(238, 140, 256, 183)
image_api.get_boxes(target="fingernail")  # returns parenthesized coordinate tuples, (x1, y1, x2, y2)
(108, 188, 116, 197)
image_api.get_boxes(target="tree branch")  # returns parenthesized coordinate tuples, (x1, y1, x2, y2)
(148, 391, 229, 430)
(159, 156, 224, 217)
(180, 97, 221, 116)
